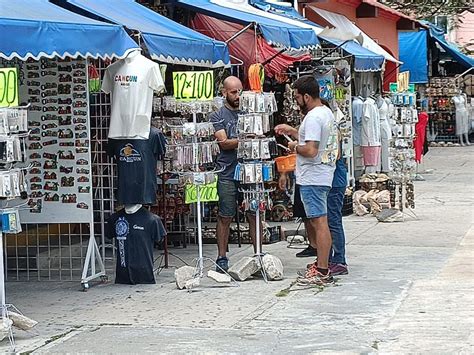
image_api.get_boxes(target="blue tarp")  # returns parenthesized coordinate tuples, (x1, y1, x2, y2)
(63, 0, 230, 67)
(249, 0, 385, 72)
(399, 31, 428, 83)
(0, 0, 138, 60)
(174, 0, 319, 50)
(427, 23, 474, 68)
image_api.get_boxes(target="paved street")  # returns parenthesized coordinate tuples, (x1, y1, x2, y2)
(2, 146, 473, 354)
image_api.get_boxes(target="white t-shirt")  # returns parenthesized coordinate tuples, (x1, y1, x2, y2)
(361, 97, 381, 146)
(102, 52, 165, 139)
(296, 105, 337, 187)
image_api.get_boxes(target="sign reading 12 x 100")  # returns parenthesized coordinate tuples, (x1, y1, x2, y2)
(0, 67, 19, 108)
(172, 70, 214, 101)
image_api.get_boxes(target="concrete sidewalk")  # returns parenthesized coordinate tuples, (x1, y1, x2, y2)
(2, 147, 473, 354)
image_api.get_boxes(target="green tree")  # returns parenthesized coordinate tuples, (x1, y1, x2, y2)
(380, 0, 472, 18)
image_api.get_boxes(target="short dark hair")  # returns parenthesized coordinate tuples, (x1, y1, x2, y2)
(292, 75, 320, 99)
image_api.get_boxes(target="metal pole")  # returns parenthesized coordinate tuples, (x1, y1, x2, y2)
(226, 22, 255, 44)
(196, 186, 203, 276)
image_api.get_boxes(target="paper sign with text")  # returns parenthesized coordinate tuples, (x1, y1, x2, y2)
(173, 70, 214, 101)
(0, 67, 19, 107)
(185, 180, 219, 204)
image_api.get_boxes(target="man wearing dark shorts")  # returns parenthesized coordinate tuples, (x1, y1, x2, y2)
(210, 76, 261, 273)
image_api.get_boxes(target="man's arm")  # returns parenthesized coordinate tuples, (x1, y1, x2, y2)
(289, 140, 319, 158)
(274, 124, 298, 140)
(215, 129, 238, 150)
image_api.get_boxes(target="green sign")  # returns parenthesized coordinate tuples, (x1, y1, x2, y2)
(389, 82, 415, 93)
(0, 67, 19, 107)
(408, 84, 415, 93)
(173, 70, 214, 101)
(185, 180, 219, 204)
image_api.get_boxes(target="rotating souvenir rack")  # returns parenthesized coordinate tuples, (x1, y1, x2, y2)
(160, 96, 237, 287)
(0, 104, 31, 351)
(236, 91, 278, 282)
(388, 92, 417, 217)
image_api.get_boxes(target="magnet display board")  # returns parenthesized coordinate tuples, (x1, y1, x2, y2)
(13, 58, 94, 224)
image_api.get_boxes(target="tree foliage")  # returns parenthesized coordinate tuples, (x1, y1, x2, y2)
(380, 0, 473, 18)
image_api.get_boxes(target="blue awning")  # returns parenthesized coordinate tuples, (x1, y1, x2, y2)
(399, 31, 428, 83)
(173, 0, 319, 50)
(63, 0, 230, 67)
(426, 23, 474, 69)
(0, 0, 138, 61)
(249, 0, 385, 72)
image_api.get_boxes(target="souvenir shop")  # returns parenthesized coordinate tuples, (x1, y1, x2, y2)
(399, 22, 474, 145)
(0, 0, 233, 293)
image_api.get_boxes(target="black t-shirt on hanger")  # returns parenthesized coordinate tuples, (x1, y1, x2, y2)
(107, 207, 166, 285)
(107, 127, 166, 204)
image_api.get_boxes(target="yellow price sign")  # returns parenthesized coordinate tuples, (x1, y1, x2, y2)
(184, 180, 219, 204)
(397, 71, 410, 93)
(172, 70, 214, 101)
(0, 67, 19, 107)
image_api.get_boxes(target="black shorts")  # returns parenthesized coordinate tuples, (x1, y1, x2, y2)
(293, 184, 307, 219)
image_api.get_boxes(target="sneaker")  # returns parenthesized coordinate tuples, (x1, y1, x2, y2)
(297, 260, 318, 277)
(215, 256, 229, 274)
(297, 268, 334, 286)
(329, 263, 348, 276)
(295, 245, 317, 258)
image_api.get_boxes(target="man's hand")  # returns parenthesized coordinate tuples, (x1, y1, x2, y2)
(278, 172, 288, 191)
(274, 124, 298, 139)
(288, 141, 298, 152)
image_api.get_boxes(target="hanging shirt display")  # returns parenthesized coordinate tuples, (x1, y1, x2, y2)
(102, 52, 165, 139)
(352, 97, 364, 146)
(361, 97, 381, 147)
(107, 207, 166, 285)
(107, 127, 166, 204)
(378, 98, 392, 172)
(414, 112, 429, 163)
(452, 94, 469, 135)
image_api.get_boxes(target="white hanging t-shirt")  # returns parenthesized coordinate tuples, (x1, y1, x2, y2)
(361, 97, 381, 147)
(102, 52, 165, 139)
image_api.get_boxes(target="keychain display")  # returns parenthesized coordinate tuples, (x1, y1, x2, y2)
(0, 136, 23, 163)
(0, 169, 28, 198)
(0, 107, 28, 134)
(237, 138, 277, 160)
(178, 171, 217, 185)
(168, 122, 215, 141)
(234, 162, 275, 184)
(237, 113, 271, 136)
(239, 91, 277, 114)
(1, 208, 22, 234)
(159, 96, 224, 114)
(169, 141, 220, 171)
(239, 188, 274, 212)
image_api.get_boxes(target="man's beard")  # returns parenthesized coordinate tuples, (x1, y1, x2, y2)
(299, 102, 308, 115)
(226, 97, 239, 108)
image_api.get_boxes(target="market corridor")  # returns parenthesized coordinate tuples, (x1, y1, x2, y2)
(4, 146, 474, 353)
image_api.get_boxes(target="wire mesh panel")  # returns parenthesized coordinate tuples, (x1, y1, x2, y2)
(1, 57, 116, 281)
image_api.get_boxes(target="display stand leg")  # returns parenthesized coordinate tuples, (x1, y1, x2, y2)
(0, 232, 15, 351)
(81, 226, 107, 291)
(189, 186, 238, 290)
(254, 207, 268, 283)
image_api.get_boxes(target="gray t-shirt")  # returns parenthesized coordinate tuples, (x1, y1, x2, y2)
(210, 106, 239, 181)
(296, 105, 337, 187)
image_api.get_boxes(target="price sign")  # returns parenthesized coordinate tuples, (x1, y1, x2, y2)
(185, 180, 219, 204)
(0, 67, 19, 107)
(172, 70, 214, 101)
(397, 71, 410, 93)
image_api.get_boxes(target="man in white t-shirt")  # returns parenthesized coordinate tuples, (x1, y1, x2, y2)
(275, 75, 337, 286)
(102, 50, 165, 139)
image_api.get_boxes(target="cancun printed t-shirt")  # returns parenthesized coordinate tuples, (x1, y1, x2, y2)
(107, 207, 166, 285)
(107, 127, 166, 204)
(102, 52, 165, 139)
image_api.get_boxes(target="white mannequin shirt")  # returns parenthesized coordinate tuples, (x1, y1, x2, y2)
(102, 51, 165, 139)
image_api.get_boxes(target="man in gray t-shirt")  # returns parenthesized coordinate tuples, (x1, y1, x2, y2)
(275, 75, 336, 286)
(210, 76, 263, 273)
